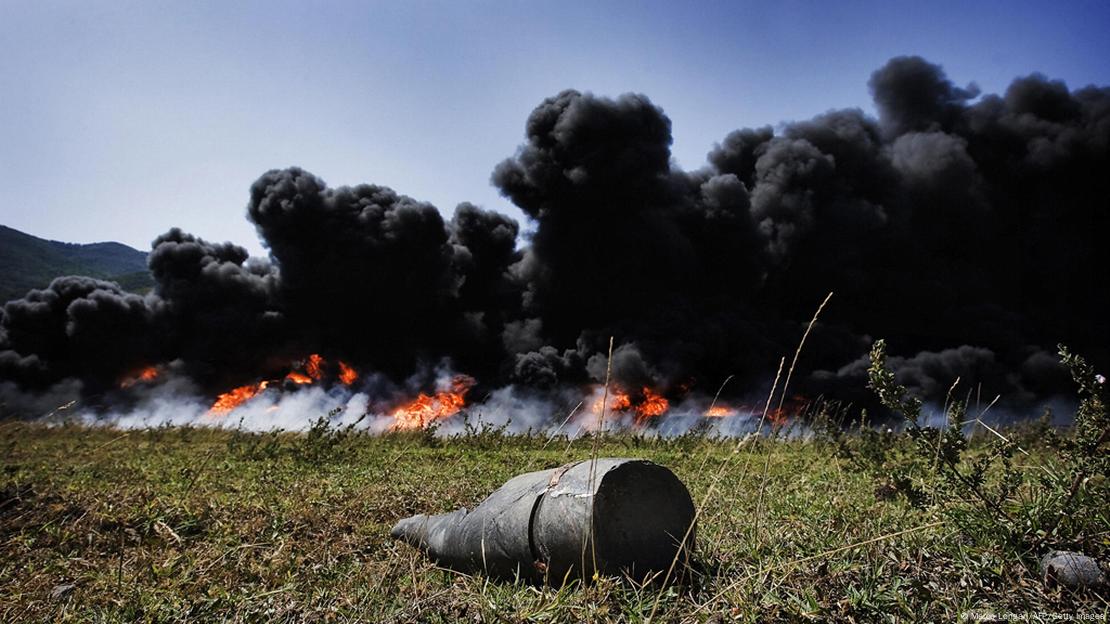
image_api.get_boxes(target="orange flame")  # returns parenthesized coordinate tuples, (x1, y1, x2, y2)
(208, 381, 269, 415)
(305, 353, 324, 380)
(284, 371, 313, 385)
(592, 389, 628, 414)
(591, 386, 669, 424)
(390, 375, 475, 430)
(705, 405, 736, 418)
(207, 354, 361, 417)
(283, 353, 326, 385)
(338, 361, 358, 385)
(119, 366, 159, 388)
(634, 387, 669, 423)
(766, 396, 809, 427)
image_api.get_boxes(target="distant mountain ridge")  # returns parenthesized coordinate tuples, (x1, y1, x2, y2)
(0, 225, 153, 303)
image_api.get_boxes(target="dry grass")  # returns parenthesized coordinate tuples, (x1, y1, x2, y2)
(0, 421, 1105, 622)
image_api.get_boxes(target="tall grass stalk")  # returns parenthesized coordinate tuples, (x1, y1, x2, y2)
(648, 291, 833, 621)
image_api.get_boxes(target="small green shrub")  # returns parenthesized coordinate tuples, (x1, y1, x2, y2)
(864, 339, 1109, 560)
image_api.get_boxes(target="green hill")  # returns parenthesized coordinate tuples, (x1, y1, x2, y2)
(0, 225, 153, 303)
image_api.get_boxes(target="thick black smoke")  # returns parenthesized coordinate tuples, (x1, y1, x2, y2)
(1, 56, 1107, 418)
(0, 277, 158, 393)
(147, 228, 284, 388)
(492, 90, 772, 395)
(245, 169, 521, 385)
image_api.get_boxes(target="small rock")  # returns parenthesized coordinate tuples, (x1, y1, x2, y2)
(50, 583, 75, 600)
(1040, 550, 1106, 589)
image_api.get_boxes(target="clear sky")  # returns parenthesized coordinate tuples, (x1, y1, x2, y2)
(1, 0, 1108, 257)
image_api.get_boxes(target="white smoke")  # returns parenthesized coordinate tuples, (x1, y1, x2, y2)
(4, 367, 1072, 439)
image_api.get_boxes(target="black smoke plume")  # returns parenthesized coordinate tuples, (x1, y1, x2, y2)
(2, 56, 1107, 421)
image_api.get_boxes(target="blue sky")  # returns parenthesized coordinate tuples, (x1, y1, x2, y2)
(1, 0, 1108, 256)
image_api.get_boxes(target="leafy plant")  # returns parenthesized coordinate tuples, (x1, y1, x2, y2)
(865, 339, 1109, 558)
(295, 407, 368, 463)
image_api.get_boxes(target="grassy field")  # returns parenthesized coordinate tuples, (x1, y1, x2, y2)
(0, 419, 1106, 623)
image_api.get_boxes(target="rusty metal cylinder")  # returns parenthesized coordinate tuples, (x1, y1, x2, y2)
(390, 458, 695, 582)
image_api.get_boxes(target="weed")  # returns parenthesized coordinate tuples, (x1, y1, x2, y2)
(865, 339, 1109, 573)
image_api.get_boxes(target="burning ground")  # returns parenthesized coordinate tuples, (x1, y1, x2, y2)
(0, 55, 1107, 431)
